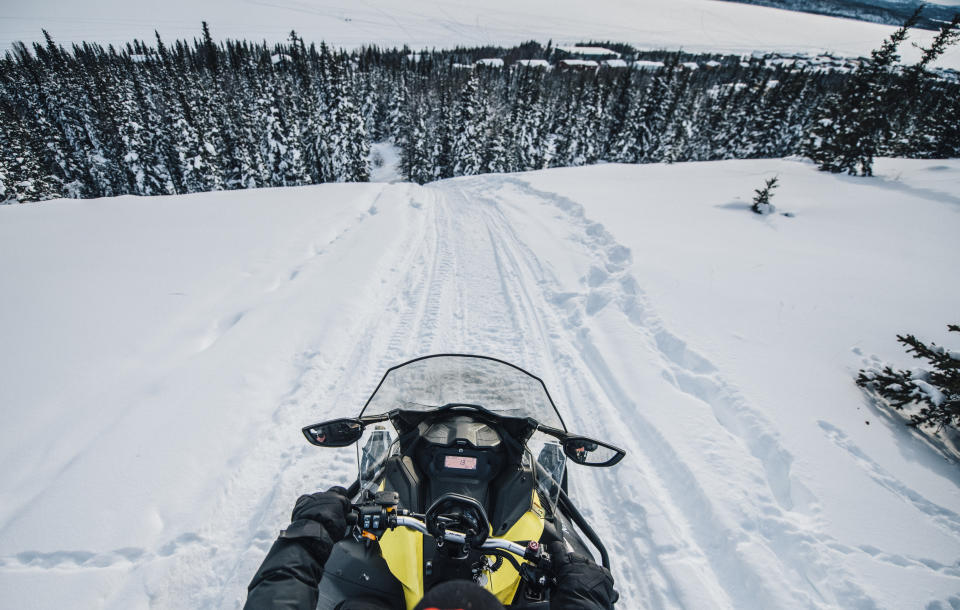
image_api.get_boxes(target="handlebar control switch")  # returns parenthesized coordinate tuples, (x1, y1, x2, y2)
(524, 540, 541, 561)
(353, 491, 401, 544)
(374, 491, 400, 508)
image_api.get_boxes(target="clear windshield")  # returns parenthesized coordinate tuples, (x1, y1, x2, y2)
(359, 355, 566, 430)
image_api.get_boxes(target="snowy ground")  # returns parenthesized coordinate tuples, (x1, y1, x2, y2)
(369, 143, 402, 184)
(5, 0, 960, 69)
(1, 158, 959, 609)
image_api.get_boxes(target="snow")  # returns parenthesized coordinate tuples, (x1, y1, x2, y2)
(5, 0, 960, 69)
(557, 46, 621, 57)
(2, 158, 960, 609)
(633, 60, 666, 70)
(368, 141, 402, 183)
(601, 59, 628, 68)
(559, 59, 599, 68)
(515, 59, 550, 68)
(475, 58, 504, 68)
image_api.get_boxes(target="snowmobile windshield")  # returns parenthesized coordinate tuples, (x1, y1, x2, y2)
(359, 355, 566, 431)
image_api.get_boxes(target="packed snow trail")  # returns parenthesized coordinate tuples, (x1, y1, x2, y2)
(1, 160, 959, 609)
(158, 171, 954, 609)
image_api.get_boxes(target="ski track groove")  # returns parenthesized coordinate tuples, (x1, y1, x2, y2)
(817, 420, 960, 539)
(454, 185, 683, 609)
(430, 180, 691, 608)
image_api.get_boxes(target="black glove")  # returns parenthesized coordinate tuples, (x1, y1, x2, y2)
(245, 487, 353, 607)
(290, 486, 351, 539)
(548, 542, 619, 610)
(281, 486, 351, 561)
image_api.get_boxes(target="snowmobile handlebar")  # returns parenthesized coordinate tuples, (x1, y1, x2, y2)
(348, 491, 549, 568)
(392, 515, 530, 558)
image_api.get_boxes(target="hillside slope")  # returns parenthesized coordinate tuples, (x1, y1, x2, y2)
(0, 158, 959, 609)
(716, 0, 960, 31)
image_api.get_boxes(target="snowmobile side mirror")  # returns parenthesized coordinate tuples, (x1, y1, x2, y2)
(562, 436, 625, 467)
(302, 418, 365, 447)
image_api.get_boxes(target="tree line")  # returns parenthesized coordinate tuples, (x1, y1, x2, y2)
(1, 23, 958, 203)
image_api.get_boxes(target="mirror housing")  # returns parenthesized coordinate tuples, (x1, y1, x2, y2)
(302, 418, 365, 447)
(562, 436, 625, 467)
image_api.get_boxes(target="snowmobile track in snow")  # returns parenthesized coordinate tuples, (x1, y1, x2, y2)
(49, 173, 957, 610)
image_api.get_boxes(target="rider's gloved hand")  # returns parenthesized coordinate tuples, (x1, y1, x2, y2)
(244, 486, 352, 609)
(548, 542, 619, 610)
(282, 486, 351, 560)
(291, 486, 351, 539)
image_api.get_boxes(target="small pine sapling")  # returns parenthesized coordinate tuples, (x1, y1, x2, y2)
(857, 324, 960, 432)
(751, 176, 779, 215)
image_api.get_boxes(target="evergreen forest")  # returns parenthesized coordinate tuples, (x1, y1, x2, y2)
(1, 26, 958, 203)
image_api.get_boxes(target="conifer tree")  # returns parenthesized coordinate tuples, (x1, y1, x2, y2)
(432, 87, 454, 179)
(751, 176, 778, 214)
(889, 14, 960, 157)
(129, 73, 176, 194)
(452, 72, 485, 176)
(407, 113, 434, 184)
(3, 26, 957, 203)
(483, 116, 508, 174)
(509, 68, 549, 171)
(805, 8, 921, 176)
(857, 325, 960, 432)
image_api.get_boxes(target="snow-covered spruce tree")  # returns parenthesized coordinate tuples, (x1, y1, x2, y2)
(431, 87, 454, 180)
(0, 95, 61, 202)
(805, 8, 921, 176)
(550, 91, 579, 168)
(577, 78, 607, 166)
(452, 72, 485, 176)
(510, 68, 548, 172)
(116, 76, 153, 194)
(638, 65, 682, 163)
(756, 69, 816, 159)
(264, 82, 310, 187)
(482, 115, 509, 174)
(407, 114, 434, 185)
(887, 14, 960, 158)
(315, 45, 369, 182)
(610, 68, 667, 163)
(129, 72, 176, 195)
(221, 75, 262, 191)
(604, 71, 633, 160)
(751, 176, 778, 215)
(857, 325, 960, 432)
(659, 73, 696, 164)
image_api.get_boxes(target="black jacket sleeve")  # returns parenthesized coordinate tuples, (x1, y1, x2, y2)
(243, 519, 335, 610)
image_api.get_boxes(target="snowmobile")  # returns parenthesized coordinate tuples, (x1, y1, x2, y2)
(302, 354, 626, 609)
